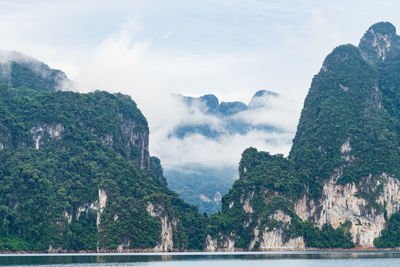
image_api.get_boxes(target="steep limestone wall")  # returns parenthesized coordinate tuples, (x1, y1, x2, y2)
(120, 116, 150, 170)
(259, 228, 305, 250)
(96, 114, 150, 171)
(205, 234, 235, 252)
(295, 170, 400, 247)
(97, 188, 107, 227)
(146, 202, 175, 252)
(249, 210, 305, 251)
(30, 123, 64, 149)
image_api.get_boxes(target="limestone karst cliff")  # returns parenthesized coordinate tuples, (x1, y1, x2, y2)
(205, 22, 400, 250)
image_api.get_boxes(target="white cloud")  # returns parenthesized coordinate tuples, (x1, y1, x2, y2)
(152, 130, 294, 169)
(146, 92, 300, 169)
(237, 94, 302, 132)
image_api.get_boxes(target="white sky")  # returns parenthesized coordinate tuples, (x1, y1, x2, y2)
(0, 0, 398, 168)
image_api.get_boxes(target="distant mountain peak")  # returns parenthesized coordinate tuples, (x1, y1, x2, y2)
(171, 91, 279, 139)
(219, 101, 248, 116)
(368, 21, 396, 35)
(248, 89, 279, 109)
(178, 90, 280, 117)
(253, 90, 278, 98)
(359, 21, 400, 65)
(199, 94, 219, 113)
(179, 93, 248, 116)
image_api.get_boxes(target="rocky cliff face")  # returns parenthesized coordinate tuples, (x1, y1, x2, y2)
(249, 210, 305, 250)
(295, 170, 400, 247)
(120, 116, 150, 170)
(257, 229, 305, 250)
(30, 123, 64, 149)
(359, 22, 400, 65)
(146, 202, 176, 252)
(205, 234, 236, 252)
(97, 188, 108, 227)
(28, 118, 151, 171)
(26, 103, 151, 172)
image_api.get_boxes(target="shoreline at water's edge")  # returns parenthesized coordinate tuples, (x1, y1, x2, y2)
(2, 247, 400, 254)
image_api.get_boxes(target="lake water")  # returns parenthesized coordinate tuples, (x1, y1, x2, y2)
(1, 251, 400, 266)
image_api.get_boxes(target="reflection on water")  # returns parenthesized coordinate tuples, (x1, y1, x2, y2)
(1, 251, 400, 266)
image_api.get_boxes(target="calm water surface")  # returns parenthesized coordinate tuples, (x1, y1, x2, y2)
(1, 251, 400, 266)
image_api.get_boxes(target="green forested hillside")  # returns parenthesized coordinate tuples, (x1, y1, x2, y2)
(0, 81, 205, 251)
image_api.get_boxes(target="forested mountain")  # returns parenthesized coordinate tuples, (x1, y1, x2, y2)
(204, 22, 400, 250)
(0, 55, 205, 252)
(2, 22, 400, 252)
(166, 91, 284, 214)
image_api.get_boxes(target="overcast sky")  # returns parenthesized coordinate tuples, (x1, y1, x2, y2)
(1, 0, 399, 168)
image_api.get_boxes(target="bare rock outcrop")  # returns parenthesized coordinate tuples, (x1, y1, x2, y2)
(30, 123, 64, 149)
(146, 202, 176, 252)
(295, 169, 400, 247)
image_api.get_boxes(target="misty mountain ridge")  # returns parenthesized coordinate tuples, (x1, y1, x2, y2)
(171, 90, 283, 139)
(178, 89, 279, 116)
(0, 50, 72, 92)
